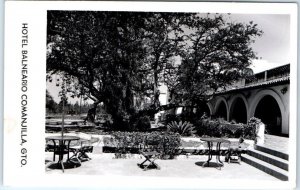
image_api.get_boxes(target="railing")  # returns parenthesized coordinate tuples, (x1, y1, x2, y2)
(245, 64, 290, 86)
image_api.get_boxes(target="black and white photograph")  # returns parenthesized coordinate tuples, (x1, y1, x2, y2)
(45, 10, 291, 180)
(3, 1, 297, 188)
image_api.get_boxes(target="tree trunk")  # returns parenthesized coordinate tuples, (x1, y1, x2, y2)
(85, 102, 99, 124)
(153, 57, 161, 111)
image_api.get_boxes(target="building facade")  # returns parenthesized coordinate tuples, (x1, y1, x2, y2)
(206, 64, 290, 137)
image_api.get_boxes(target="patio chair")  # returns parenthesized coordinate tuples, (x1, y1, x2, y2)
(45, 140, 54, 152)
(70, 145, 93, 163)
(138, 141, 161, 171)
(225, 138, 248, 164)
(69, 135, 94, 163)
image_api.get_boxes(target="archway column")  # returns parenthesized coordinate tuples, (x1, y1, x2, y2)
(281, 112, 289, 134)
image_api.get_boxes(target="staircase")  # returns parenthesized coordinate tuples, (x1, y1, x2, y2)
(241, 138, 289, 181)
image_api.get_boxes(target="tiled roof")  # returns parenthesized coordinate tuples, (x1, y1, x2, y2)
(216, 76, 290, 94)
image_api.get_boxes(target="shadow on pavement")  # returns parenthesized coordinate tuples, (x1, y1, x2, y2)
(195, 161, 223, 168)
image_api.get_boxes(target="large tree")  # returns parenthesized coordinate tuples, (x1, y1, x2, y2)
(47, 11, 147, 127)
(47, 11, 262, 129)
(172, 14, 262, 111)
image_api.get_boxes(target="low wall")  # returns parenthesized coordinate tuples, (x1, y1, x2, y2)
(45, 133, 255, 156)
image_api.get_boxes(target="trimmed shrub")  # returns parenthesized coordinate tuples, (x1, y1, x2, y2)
(196, 119, 222, 137)
(103, 131, 181, 159)
(196, 118, 256, 140)
(220, 123, 245, 138)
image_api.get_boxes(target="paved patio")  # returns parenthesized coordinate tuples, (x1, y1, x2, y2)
(263, 134, 289, 154)
(45, 152, 280, 181)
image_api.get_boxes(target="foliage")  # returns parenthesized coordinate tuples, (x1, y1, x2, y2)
(164, 113, 180, 124)
(164, 112, 199, 125)
(103, 131, 181, 158)
(46, 90, 58, 113)
(247, 117, 262, 139)
(47, 11, 262, 129)
(95, 113, 113, 125)
(243, 124, 257, 140)
(167, 121, 196, 137)
(197, 119, 222, 137)
(174, 16, 263, 109)
(220, 123, 244, 138)
(196, 118, 256, 139)
(134, 115, 151, 131)
(46, 90, 94, 114)
(248, 117, 262, 126)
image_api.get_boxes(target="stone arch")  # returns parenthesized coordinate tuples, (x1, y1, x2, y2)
(214, 97, 229, 121)
(229, 94, 249, 123)
(249, 89, 287, 135)
(206, 102, 213, 116)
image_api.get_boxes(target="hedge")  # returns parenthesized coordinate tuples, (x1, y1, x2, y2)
(103, 131, 181, 159)
(196, 118, 257, 140)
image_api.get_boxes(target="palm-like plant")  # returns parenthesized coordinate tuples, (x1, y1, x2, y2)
(167, 121, 196, 136)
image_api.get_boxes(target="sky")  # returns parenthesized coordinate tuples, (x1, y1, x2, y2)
(47, 13, 291, 104)
(229, 14, 290, 73)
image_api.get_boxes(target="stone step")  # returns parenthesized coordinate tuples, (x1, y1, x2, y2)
(247, 149, 288, 171)
(255, 144, 289, 161)
(242, 154, 288, 181)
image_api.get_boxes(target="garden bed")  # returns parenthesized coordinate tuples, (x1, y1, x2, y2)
(101, 135, 253, 157)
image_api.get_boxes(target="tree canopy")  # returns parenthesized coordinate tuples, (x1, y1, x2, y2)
(47, 11, 262, 129)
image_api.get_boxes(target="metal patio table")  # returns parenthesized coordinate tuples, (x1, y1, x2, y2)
(46, 135, 80, 172)
(200, 137, 230, 169)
